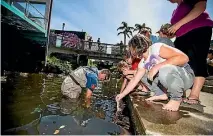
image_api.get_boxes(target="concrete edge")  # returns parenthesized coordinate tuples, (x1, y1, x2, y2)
(126, 95, 146, 135)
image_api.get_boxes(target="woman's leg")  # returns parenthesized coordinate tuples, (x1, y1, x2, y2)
(188, 27, 212, 103)
(137, 81, 149, 92)
(140, 73, 168, 101)
(157, 65, 194, 111)
(175, 27, 212, 104)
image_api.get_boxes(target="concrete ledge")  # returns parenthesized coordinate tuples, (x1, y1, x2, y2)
(128, 90, 213, 135)
(203, 78, 213, 94)
(127, 96, 146, 135)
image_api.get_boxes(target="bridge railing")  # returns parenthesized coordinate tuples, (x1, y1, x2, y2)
(3, 0, 48, 29)
(49, 33, 127, 56)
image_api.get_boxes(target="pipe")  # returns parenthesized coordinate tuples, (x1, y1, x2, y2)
(44, 0, 53, 67)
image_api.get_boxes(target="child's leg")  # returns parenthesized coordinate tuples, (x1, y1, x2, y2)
(157, 65, 194, 111)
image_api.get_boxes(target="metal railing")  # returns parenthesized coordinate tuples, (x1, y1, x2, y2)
(49, 34, 127, 55)
(4, 0, 48, 29)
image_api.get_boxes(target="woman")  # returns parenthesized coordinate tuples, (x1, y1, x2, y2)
(168, 0, 213, 104)
(116, 34, 194, 111)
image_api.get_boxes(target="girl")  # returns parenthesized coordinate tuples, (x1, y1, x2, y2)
(120, 52, 150, 95)
(116, 34, 194, 111)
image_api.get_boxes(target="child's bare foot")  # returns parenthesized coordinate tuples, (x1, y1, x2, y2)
(145, 94, 168, 101)
(137, 85, 149, 92)
(162, 100, 181, 111)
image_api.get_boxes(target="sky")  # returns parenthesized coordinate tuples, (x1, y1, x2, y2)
(50, 0, 213, 44)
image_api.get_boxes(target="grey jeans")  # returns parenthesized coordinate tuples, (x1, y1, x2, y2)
(141, 64, 195, 101)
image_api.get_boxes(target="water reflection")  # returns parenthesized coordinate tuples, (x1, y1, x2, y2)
(2, 73, 128, 135)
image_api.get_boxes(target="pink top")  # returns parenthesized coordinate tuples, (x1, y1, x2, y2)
(170, 1, 213, 37)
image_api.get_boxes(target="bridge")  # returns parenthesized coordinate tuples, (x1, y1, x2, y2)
(1, 0, 52, 43)
(1, 0, 53, 72)
(1, 0, 125, 72)
(48, 30, 127, 65)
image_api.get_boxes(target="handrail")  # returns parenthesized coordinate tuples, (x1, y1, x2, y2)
(48, 31, 127, 55)
(49, 36, 126, 55)
(9, 0, 48, 29)
(25, 0, 45, 18)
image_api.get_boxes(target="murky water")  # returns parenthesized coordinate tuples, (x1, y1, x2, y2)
(1, 73, 130, 135)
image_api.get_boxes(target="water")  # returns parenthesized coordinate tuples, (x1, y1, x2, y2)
(1, 72, 130, 135)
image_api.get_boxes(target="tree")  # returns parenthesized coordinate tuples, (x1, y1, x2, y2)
(134, 23, 151, 33)
(117, 22, 134, 45)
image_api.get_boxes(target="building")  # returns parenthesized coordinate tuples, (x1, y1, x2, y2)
(1, 0, 53, 72)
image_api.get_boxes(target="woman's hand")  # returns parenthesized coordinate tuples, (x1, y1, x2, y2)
(169, 1, 207, 35)
(116, 93, 125, 102)
(148, 64, 162, 81)
(168, 22, 182, 34)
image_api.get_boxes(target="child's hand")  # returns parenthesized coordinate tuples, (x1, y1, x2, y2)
(168, 22, 182, 35)
(148, 64, 161, 81)
(125, 75, 133, 80)
(122, 69, 129, 75)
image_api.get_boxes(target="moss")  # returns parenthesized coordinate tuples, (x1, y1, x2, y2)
(87, 59, 97, 67)
(47, 56, 72, 74)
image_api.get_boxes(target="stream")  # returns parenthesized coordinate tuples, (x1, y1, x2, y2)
(1, 72, 132, 135)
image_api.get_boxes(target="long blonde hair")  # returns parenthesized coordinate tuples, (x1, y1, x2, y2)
(128, 34, 152, 56)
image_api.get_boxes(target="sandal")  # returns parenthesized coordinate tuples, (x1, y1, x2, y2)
(183, 97, 201, 105)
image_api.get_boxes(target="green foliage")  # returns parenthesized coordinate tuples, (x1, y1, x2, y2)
(87, 59, 97, 67)
(110, 65, 117, 72)
(47, 56, 72, 74)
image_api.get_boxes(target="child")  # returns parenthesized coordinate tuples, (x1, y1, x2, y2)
(122, 51, 137, 77)
(117, 60, 149, 95)
(61, 66, 111, 99)
(125, 51, 150, 94)
(139, 23, 175, 47)
(116, 34, 194, 111)
(156, 23, 175, 47)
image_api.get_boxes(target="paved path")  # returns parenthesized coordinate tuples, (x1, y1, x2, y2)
(128, 89, 213, 135)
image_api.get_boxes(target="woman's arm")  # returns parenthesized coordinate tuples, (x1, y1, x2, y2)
(159, 45, 189, 66)
(116, 68, 146, 101)
(120, 78, 127, 93)
(169, 1, 207, 34)
(148, 44, 189, 81)
(179, 1, 207, 26)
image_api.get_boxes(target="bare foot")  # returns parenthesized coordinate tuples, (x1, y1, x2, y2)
(145, 94, 168, 101)
(142, 85, 149, 92)
(162, 100, 181, 111)
(137, 85, 149, 92)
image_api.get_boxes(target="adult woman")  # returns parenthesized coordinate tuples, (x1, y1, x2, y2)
(116, 34, 194, 111)
(168, 0, 213, 104)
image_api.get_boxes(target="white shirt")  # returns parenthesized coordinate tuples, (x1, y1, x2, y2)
(138, 43, 166, 70)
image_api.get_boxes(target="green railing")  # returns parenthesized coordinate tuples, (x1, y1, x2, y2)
(1, 0, 47, 33)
